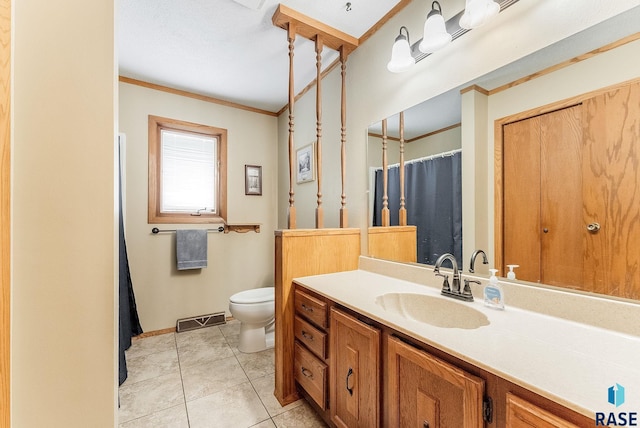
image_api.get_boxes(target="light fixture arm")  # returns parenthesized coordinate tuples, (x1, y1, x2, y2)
(428, 1, 443, 19)
(397, 26, 410, 44)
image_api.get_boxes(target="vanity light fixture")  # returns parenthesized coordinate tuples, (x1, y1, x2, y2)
(387, 0, 514, 73)
(387, 26, 415, 73)
(419, 1, 451, 54)
(459, 0, 500, 29)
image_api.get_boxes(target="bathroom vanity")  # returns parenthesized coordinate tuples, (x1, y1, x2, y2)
(289, 257, 640, 427)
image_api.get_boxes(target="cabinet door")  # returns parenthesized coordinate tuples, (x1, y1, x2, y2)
(330, 308, 380, 428)
(506, 393, 579, 428)
(387, 336, 484, 428)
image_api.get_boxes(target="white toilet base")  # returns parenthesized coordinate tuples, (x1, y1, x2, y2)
(238, 323, 268, 353)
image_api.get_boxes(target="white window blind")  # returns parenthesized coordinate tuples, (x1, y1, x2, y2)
(160, 129, 217, 213)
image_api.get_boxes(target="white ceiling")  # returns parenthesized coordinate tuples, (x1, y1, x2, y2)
(118, 0, 401, 113)
(119, 1, 640, 134)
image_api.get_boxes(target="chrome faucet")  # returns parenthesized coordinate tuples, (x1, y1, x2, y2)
(469, 249, 489, 273)
(433, 253, 473, 301)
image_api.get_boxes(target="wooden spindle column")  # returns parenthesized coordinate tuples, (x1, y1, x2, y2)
(315, 36, 324, 228)
(399, 111, 407, 226)
(287, 25, 296, 229)
(381, 118, 390, 226)
(339, 48, 348, 227)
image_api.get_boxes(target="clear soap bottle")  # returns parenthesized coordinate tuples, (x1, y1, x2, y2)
(484, 269, 505, 310)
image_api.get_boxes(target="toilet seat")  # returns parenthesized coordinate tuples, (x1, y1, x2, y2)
(230, 287, 274, 304)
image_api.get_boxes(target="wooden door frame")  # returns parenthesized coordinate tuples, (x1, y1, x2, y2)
(1, 0, 11, 425)
(493, 77, 640, 272)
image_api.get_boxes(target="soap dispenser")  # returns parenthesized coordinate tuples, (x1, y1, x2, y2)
(484, 269, 505, 310)
(507, 265, 519, 280)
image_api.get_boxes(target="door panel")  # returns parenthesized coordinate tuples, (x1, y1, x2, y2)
(583, 82, 640, 300)
(540, 105, 584, 288)
(503, 117, 542, 282)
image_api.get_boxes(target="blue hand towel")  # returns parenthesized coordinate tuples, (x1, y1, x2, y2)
(176, 229, 208, 270)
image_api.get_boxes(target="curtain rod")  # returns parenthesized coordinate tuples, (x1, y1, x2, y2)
(151, 227, 225, 234)
(379, 148, 462, 170)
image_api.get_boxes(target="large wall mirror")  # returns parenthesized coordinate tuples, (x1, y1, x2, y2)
(367, 5, 640, 302)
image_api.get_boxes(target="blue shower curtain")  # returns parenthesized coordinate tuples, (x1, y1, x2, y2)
(119, 149, 143, 386)
(373, 151, 463, 266)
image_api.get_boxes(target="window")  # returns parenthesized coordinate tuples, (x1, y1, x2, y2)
(148, 115, 227, 224)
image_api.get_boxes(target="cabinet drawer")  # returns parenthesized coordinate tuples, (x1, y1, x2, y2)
(294, 341, 327, 410)
(294, 315, 327, 359)
(294, 289, 328, 328)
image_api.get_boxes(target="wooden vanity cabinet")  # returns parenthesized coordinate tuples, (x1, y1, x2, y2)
(387, 335, 485, 428)
(330, 308, 380, 428)
(506, 393, 579, 428)
(292, 283, 595, 428)
(293, 288, 330, 411)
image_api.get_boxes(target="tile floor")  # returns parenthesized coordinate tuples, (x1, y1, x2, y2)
(119, 320, 328, 427)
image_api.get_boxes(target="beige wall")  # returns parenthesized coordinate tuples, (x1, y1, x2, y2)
(278, 0, 639, 255)
(119, 82, 278, 331)
(12, 0, 117, 426)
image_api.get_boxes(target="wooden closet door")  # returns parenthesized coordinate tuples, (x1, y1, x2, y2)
(503, 117, 542, 282)
(503, 105, 583, 287)
(583, 82, 640, 300)
(539, 105, 584, 288)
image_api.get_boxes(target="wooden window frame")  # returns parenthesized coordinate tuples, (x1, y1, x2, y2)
(148, 115, 227, 224)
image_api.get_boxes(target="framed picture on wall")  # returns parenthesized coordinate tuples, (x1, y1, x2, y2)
(245, 165, 262, 195)
(296, 143, 315, 184)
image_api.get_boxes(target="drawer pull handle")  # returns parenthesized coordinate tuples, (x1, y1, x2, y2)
(301, 304, 314, 312)
(423, 422, 430, 428)
(346, 367, 354, 396)
(301, 367, 314, 379)
(301, 330, 314, 341)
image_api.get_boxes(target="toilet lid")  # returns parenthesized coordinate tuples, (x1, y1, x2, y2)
(230, 287, 275, 304)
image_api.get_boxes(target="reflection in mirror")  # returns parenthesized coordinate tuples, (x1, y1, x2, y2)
(368, 113, 462, 266)
(367, 5, 640, 301)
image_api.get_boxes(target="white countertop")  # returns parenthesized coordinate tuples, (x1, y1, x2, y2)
(293, 269, 640, 418)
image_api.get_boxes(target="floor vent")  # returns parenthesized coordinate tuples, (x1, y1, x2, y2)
(176, 312, 226, 333)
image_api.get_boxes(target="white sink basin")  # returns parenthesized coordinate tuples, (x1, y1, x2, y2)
(375, 292, 490, 329)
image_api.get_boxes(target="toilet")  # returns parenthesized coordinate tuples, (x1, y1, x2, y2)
(229, 287, 275, 353)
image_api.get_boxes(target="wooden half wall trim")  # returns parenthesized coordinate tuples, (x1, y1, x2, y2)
(368, 226, 417, 263)
(1, 0, 11, 424)
(274, 228, 361, 406)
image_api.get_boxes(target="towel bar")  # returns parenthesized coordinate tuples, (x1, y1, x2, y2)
(151, 227, 224, 234)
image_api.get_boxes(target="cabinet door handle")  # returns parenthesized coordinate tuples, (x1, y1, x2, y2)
(423, 422, 430, 428)
(346, 367, 354, 396)
(301, 330, 314, 341)
(301, 367, 314, 379)
(301, 304, 314, 312)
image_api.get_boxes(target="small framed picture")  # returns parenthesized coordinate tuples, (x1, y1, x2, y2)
(245, 165, 262, 195)
(296, 143, 315, 184)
